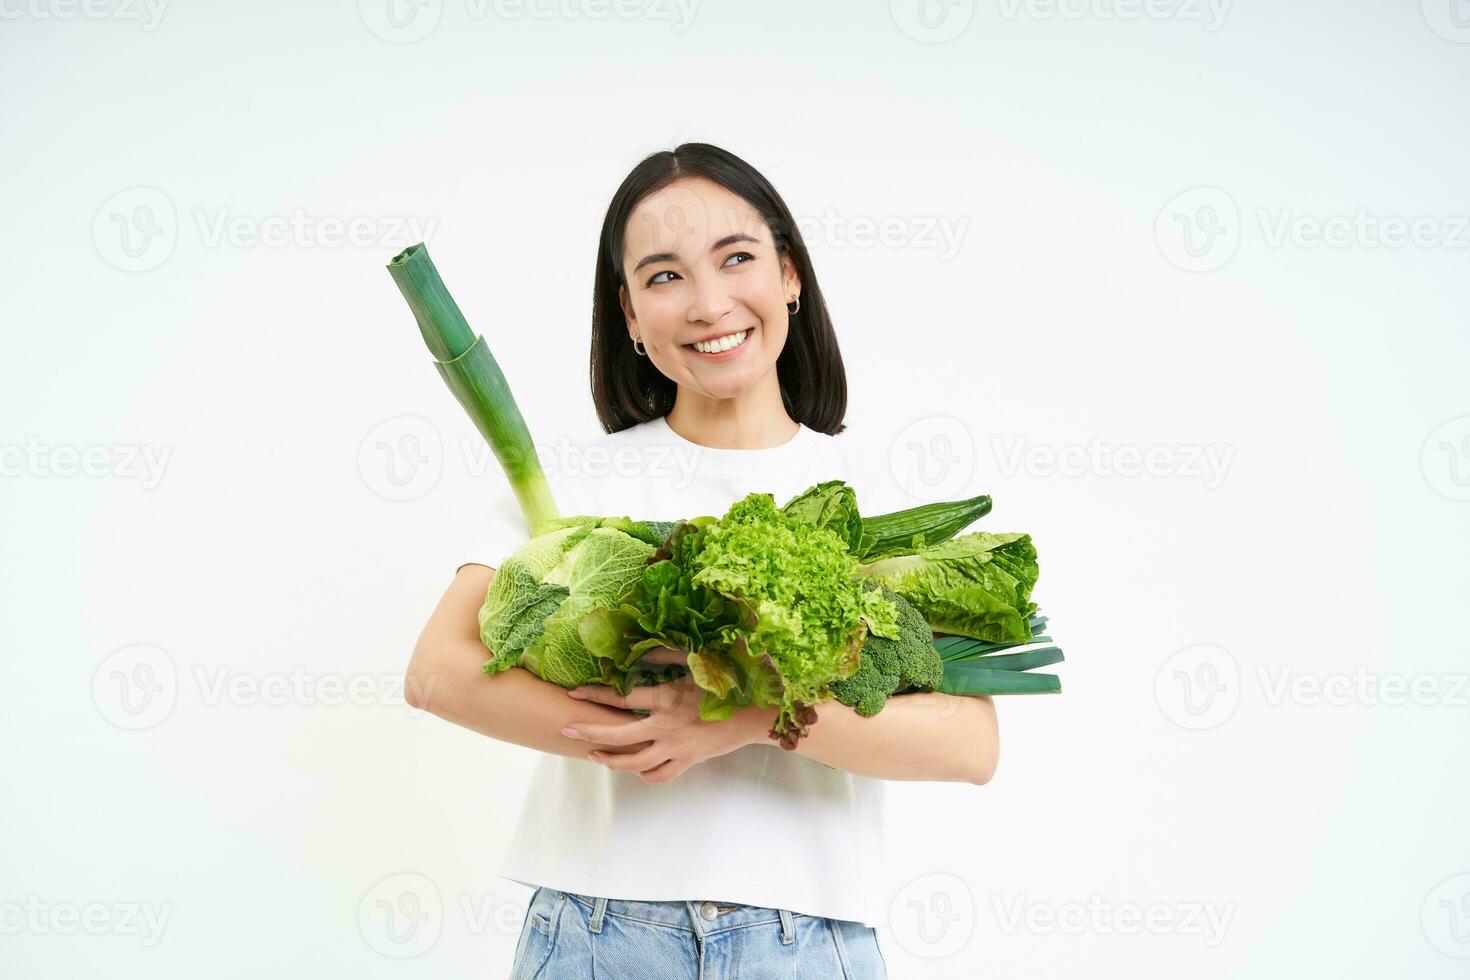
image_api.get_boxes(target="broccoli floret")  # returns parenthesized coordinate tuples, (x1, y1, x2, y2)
(829, 583, 943, 717)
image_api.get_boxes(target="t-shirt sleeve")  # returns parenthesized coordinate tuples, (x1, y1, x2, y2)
(455, 443, 606, 574)
(831, 431, 912, 520)
(456, 489, 537, 574)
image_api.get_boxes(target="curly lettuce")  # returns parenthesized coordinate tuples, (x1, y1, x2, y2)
(581, 491, 899, 748)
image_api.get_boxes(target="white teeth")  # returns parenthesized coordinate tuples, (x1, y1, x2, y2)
(692, 329, 749, 354)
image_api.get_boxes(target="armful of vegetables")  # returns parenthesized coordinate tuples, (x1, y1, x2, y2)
(386, 242, 1064, 751)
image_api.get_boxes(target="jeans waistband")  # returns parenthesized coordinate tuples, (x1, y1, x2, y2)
(558, 889, 800, 941)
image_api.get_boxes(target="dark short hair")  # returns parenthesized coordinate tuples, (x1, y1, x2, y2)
(589, 142, 848, 436)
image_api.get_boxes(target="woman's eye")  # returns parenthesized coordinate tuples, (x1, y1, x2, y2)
(647, 253, 751, 286)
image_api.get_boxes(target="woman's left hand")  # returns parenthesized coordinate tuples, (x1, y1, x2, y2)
(562, 648, 770, 784)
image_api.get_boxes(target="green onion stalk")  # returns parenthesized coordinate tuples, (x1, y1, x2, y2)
(387, 242, 559, 536)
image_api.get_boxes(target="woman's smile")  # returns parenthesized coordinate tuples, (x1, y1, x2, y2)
(683, 325, 754, 360)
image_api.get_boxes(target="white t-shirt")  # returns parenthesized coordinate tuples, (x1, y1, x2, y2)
(461, 415, 906, 928)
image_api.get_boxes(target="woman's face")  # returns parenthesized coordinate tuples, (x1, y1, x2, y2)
(618, 176, 800, 401)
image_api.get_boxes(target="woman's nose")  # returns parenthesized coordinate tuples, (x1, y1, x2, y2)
(685, 271, 735, 324)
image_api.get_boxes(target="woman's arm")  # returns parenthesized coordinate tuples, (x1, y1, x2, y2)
(739, 691, 999, 786)
(404, 564, 648, 758)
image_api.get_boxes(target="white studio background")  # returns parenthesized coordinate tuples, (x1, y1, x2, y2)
(3, 2, 1468, 977)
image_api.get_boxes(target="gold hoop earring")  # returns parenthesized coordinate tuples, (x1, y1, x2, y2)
(632, 335, 647, 356)
(787, 296, 801, 316)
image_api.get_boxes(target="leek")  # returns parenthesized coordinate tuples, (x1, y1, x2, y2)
(386, 242, 559, 536)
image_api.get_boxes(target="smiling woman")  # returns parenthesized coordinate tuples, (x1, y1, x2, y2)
(590, 147, 849, 447)
(404, 143, 985, 980)
(619, 186, 795, 390)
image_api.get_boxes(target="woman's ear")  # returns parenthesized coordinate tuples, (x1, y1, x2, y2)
(780, 254, 802, 304)
(619, 282, 638, 332)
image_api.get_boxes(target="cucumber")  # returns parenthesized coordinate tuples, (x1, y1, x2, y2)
(858, 494, 992, 560)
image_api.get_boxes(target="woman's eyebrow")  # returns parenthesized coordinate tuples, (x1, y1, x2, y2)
(632, 232, 761, 274)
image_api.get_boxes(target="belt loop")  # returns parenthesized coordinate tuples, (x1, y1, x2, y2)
(778, 908, 795, 944)
(685, 901, 707, 943)
(589, 896, 608, 934)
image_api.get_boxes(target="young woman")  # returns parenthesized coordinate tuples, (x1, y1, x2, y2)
(406, 143, 999, 979)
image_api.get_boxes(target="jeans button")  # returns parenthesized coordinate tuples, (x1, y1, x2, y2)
(700, 901, 718, 921)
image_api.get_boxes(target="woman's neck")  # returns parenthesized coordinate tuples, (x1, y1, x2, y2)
(665, 384, 798, 451)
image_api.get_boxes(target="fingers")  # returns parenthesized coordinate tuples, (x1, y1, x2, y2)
(637, 759, 687, 784)
(569, 685, 653, 710)
(588, 738, 653, 755)
(590, 745, 671, 773)
(635, 647, 688, 666)
(569, 678, 691, 713)
(573, 692, 700, 734)
(572, 719, 654, 746)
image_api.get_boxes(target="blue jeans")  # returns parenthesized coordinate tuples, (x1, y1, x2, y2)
(509, 886, 888, 979)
